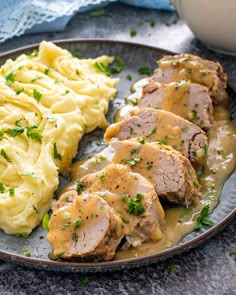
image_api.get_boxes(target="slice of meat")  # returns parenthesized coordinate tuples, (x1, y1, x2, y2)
(139, 80, 214, 131)
(81, 164, 164, 246)
(110, 140, 200, 205)
(47, 190, 123, 261)
(153, 54, 228, 105)
(104, 108, 208, 165)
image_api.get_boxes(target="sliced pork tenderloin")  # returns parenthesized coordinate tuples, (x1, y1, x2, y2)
(139, 80, 214, 131)
(110, 140, 200, 205)
(104, 108, 208, 165)
(153, 54, 228, 105)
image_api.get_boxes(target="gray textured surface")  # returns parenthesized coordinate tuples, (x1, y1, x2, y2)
(0, 2, 235, 294)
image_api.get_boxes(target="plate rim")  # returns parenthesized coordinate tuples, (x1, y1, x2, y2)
(0, 38, 235, 272)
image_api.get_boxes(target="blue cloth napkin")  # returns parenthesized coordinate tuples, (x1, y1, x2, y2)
(0, 0, 175, 43)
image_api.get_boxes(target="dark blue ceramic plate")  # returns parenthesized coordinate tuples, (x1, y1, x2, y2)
(0, 39, 235, 272)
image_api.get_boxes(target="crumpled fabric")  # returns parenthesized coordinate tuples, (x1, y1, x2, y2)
(0, 0, 175, 43)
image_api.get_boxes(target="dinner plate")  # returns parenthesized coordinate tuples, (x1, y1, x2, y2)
(0, 39, 235, 272)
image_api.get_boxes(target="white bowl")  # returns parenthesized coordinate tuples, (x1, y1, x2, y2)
(171, 0, 236, 55)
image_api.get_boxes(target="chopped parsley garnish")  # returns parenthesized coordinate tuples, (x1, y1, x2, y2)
(109, 56, 125, 74)
(5, 72, 16, 86)
(0, 182, 5, 193)
(22, 245, 31, 257)
(130, 28, 137, 37)
(126, 157, 142, 166)
(0, 129, 4, 141)
(124, 193, 145, 216)
(72, 232, 78, 242)
(76, 68, 80, 75)
(9, 188, 15, 197)
(168, 264, 177, 271)
(44, 68, 51, 75)
(130, 98, 138, 106)
(80, 276, 90, 288)
(217, 148, 224, 155)
(229, 251, 236, 257)
(191, 110, 199, 120)
(138, 67, 151, 76)
(74, 217, 83, 230)
(6, 126, 25, 137)
(74, 48, 82, 59)
(15, 233, 29, 238)
(77, 182, 85, 194)
(194, 204, 214, 230)
(120, 215, 129, 224)
(94, 62, 111, 76)
(181, 126, 189, 132)
(146, 127, 157, 137)
(1, 149, 11, 162)
(137, 136, 145, 144)
(32, 205, 40, 215)
(53, 143, 62, 160)
(63, 89, 70, 95)
(126, 74, 132, 81)
(31, 77, 42, 83)
(33, 89, 42, 102)
(28, 49, 39, 58)
(203, 144, 208, 155)
(146, 162, 153, 170)
(26, 125, 42, 143)
(175, 80, 186, 90)
(130, 148, 140, 155)
(89, 8, 111, 17)
(149, 19, 156, 27)
(56, 251, 65, 258)
(16, 87, 24, 95)
(99, 174, 107, 181)
(42, 213, 49, 230)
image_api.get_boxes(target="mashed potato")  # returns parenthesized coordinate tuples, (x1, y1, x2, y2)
(0, 41, 119, 234)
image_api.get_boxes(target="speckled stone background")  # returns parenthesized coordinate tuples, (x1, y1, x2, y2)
(0, 3, 235, 295)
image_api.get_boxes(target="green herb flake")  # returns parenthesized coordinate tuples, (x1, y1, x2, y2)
(146, 162, 153, 170)
(32, 205, 40, 215)
(126, 74, 132, 81)
(53, 143, 62, 160)
(9, 188, 15, 197)
(124, 193, 145, 216)
(0, 182, 5, 193)
(181, 126, 190, 133)
(63, 89, 70, 95)
(217, 148, 224, 155)
(22, 245, 31, 257)
(44, 68, 50, 75)
(31, 77, 42, 83)
(94, 62, 111, 76)
(74, 217, 83, 230)
(80, 276, 90, 288)
(175, 80, 186, 90)
(72, 232, 78, 242)
(110, 56, 125, 74)
(26, 125, 42, 143)
(203, 144, 208, 155)
(28, 49, 39, 58)
(56, 251, 65, 258)
(77, 182, 85, 194)
(15, 233, 29, 238)
(6, 126, 25, 137)
(138, 67, 151, 76)
(120, 215, 129, 224)
(130, 98, 138, 106)
(76, 68, 80, 75)
(99, 174, 107, 181)
(0, 130, 4, 141)
(194, 204, 214, 230)
(74, 48, 82, 59)
(16, 87, 24, 95)
(89, 8, 111, 17)
(130, 148, 140, 155)
(168, 264, 177, 272)
(137, 136, 145, 144)
(126, 157, 142, 166)
(229, 251, 236, 257)
(149, 19, 156, 27)
(42, 213, 49, 230)
(130, 28, 137, 37)
(5, 72, 16, 86)
(33, 89, 42, 102)
(1, 149, 11, 162)
(146, 127, 157, 137)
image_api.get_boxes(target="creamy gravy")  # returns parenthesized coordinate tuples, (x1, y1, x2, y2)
(66, 105, 236, 260)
